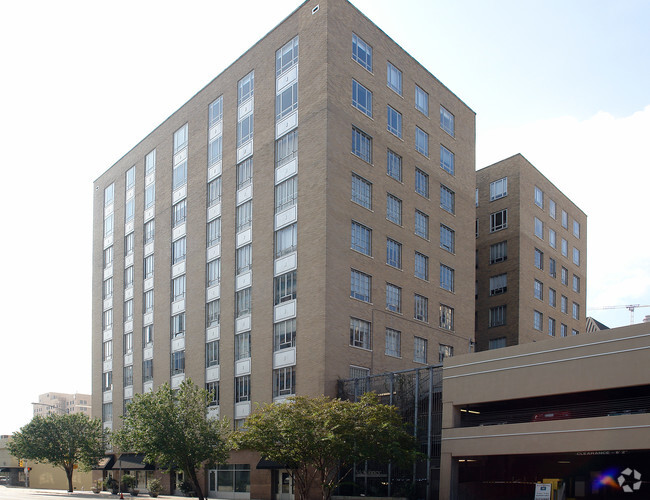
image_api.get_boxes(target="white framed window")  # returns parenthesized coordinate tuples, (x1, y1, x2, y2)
(145, 149, 156, 175)
(274, 319, 296, 351)
(143, 255, 154, 279)
(352, 127, 372, 163)
(534, 310, 543, 331)
(534, 217, 543, 239)
(561, 238, 568, 257)
(386, 62, 402, 95)
(440, 106, 455, 137)
(549, 199, 556, 219)
(414, 294, 428, 322)
(490, 209, 507, 232)
(439, 264, 454, 292)
(490, 241, 507, 263)
(123, 365, 133, 387)
(273, 367, 296, 398)
(351, 173, 372, 209)
(534, 186, 544, 208)
(206, 381, 219, 407)
(535, 248, 544, 270)
(549, 258, 557, 278)
(124, 233, 134, 256)
(548, 317, 556, 337)
(415, 86, 428, 116)
(549, 228, 556, 248)
(172, 199, 187, 228)
(440, 224, 455, 253)
(235, 332, 251, 360)
(414, 252, 429, 281)
(125, 198, 135, 222)
(489, 177, 507, 201)
(562, 210, 568, 229)
(415, 127, 428, 157)
(237, 114, 254, 147)
(352, 79, 372, 117)
(171, 313, 185, 338)
(238, 71, 254, 105)
(144, 220, 155, 244)
(276, 36, 299, 76)
(276, 82, 298, 121)
(534, 279, 543, 300)
(208, 95, 223, 127)
(102, 340, 112, 361)
(573, 220, 581, 238)
(173, 124, 188, 154)
(236, 201, 252, 233)
(415, 210, 429, 239)
(549, 288, 556, 307)
(102, 372, 113, 392)
(236, 244, 252, 275)
(143, 325, 154, 346)
(414, 336, 427, 363)
(124, 266, 134, 289)
(350, 269, 371, 302)
(172, 159, 187, 190)
(206, 300, 220, 327)
(561, 295, 568, 314)
(104, 184, 114, 206)
(386, 194, 402, 225)
(143, 290, 154, 313)
(386, 283, 401, 313)
(144, 184, 155, 209)
(415, 168, 429, 198)
(103, 277, 113, 299)
(235, 288, 251, 318)
(235, 375, 250, 403)
(351, 221, 371, 256)
(274, 271, 297, 305)
(385, 328, 401, 357)
(439, 304, 454, 330)
(237, 158, 253, 190)
(440, 145, 454, 175)
(276, 129, 298, 167)
(572, 302, 580, 320)
(352, 33, 372, 71)
(573, 274, 580, 293)
(440, 185, 455, 214)
(387, 149, 402, 181)
(172, 237, 186, 264)
(104, 214, 114, 237)
(561, 324, 568, 337)
(350, 317, 371, 349)
(573, 247, 581, 266)
(124, 299, 133, 322)
(172, 274, 186, 301)
(386, 238, 402, 269)
(207, 259, 221, 287)
(489, 305, 506, 327)
(207, 218, 221, 247)
(275, 223, 297, 258)
(489, 273, 507, 296)
(208, 135, 222, 166)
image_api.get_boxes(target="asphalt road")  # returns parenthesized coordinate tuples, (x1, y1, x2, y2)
(0, 486, 182, 500)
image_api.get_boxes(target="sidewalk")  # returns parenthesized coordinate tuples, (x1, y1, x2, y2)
(0, 486, 191, 499)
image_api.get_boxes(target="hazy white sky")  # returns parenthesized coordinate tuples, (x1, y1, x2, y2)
(1, 0, 649, 434)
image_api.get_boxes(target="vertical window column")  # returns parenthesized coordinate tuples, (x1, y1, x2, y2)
(123, 168, 136, 411)
(142, 150, 156, 393)
(101, 183, 115, 430)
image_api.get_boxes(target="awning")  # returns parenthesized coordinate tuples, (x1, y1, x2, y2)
(113, 453, 155, 470)
(94, 454, 116, 470)
(256, 458, 287, 470)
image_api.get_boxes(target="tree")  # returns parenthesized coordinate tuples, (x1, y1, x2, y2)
(235, 393, 418, 500)
(112, 379, 230, 500)
(8, 412, 106, 492)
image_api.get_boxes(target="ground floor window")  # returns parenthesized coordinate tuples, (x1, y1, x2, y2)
(210, 464, 250, 495)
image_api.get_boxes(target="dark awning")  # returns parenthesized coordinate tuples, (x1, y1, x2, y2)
(113, 453, 155, 470)
(0, 467, 21, 472)
(94, 454, 116, 470)
(256, 458, 287, 470)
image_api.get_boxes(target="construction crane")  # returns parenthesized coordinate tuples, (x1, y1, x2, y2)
(588, 304, 650, 325)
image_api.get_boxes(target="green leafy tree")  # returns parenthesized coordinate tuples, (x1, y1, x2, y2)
(112, 379, 230, 500)
(235, 393, 418, 500)
(8, 413, 106, 492)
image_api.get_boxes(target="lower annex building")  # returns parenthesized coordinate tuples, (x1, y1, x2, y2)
(92, 0, 476, 496)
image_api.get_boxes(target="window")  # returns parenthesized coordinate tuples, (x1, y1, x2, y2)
(561, 295, 568, 314)
(439, 304, 454, 330)
(549, 288, 556, 307)
(143, 359, 153, 382)
(561, 324, 568, 337)
(440, 264, 455, 292)
(440, 145, 455, 175)
(237, 158, 253, 190)
(350, 317, 371, 349)
(102, 371, 113, 392)
(236, 288, 251, 317)
(440, 225, 455, 253)
(352, 127, 372, 163)
(439, 344, 454, 363)
(573, 248, 580, 266)
(490, 177, 508, 201)
(143, 325, 153, 345)
(102, 340, 113, 361)
(173, 124, 188, 154)
(206, 299, 220, 327)
(440, 185, 455, 214)
(171, 351, 185, 375)
(534, 217, 543, 239)
(386, 62, 402, 94)
(414, 337, 427, 363)
(352, 33, 372, 71)
(440, 106, 455, 137)
(236, 245, 252, 275)
(125, 198, 135, 222)
(414, 252, 429, 280)
(275, 223, 298, 258)
(276, 36, 299, 75)
(573, 220, 581, 238)
(534, 186, 544, 208)
(351, 221, 371, 256)
(385, 283, 401, 312)
(386, 194, 402, 225)
(274, 319, 296, 351)
(172, 237, 186, 264)
(275, 176, 297, 213)
(172, 199, 187, 228)
(235, 375, 250, 403)
(350, 366, 370, 396)
(232, 333, 251, 365)
(208, 135, 222, 166)
(236, 201, 252, 232)
(384, 238, 402, 269)
(352, 80, 372, 117)
(489, 273, 507, 296)
(124, 233, 134, 256)
(561, 267, 569, 286)
(548, 317, 556, 337)
(103, 278, 113, 300)
(144, 220, 155, 244)
(415, 127, 428, 156)
(207, 259, 221, 286)
(549, 228, 556, 248)
(209, 95, 223, 127)
(415, 86, 428, 116)
(534, 310, 543, 330)
(490, 241, 508, 263)
(535, 248, 544, 270)
(124, 300, 133, 321)
(549, 199, 556, 219)
(276, 129, 298, 167)
(276, 81, 298, 121)
(385, 328, 401, 357)
(572, 329, 579, 336)
(145, 149, 156, 175)
(489, 305, 507, 327)
(561, 238, 568, 257)
(123, 365, 133, 387)
(350, 269, 371, 302)
(206, 381, 220, 407)
(386, 149, 402, 181)
(415, 168, 429, 198)
(238, 71, 254, 104)
(103, 246, 113, 269)
(274, 271, 297, 305)
(104, 184, 114, 206)
(104, 214, 114, 237)
(124, 266, 133, 289)
(237, 114, 254, 147)
(205, 340, 220, 368)
(103, 309, 113, 330)
(102, 403, 112, 422)
(351, 174, 372, 209)
(208, 177, 222, 206)
(490, 209, 507, 232)
(573, 274, 580, 293)
(143, 255, 153, 279)
(143, 290, 154, 313)
(489, 337, 506, 350)
(572, 302, 580, 320)
(414, 294, 428, 322)
(172, 159, 187, 191)
(207, 218, 221, 247)
(172, 274, 185, 302)
(415, 210, 429, 239)
(562, 210, 568, 229)
(171, 313, 185, 338)
(273, 367, 296, 398)
(534, 279, 543, 300)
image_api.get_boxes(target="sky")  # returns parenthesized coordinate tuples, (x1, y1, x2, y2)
(0, 0, 648, 435)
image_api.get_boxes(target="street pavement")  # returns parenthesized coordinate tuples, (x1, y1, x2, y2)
(0, 486, 184, 500)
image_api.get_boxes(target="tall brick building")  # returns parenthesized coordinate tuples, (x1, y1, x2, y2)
(92, 0, 476, 496)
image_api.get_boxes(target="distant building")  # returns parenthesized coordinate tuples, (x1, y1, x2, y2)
(474, 154, 587, 351)
(33, 392, 91, 417)
(586, 316, 609, 332)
